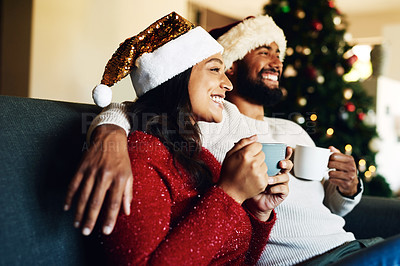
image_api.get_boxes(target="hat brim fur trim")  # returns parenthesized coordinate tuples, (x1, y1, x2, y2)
(131, 27, 223, 96)
(217, 15, 286, 70)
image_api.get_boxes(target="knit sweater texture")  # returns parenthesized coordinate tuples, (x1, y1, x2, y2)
(91, 101, 362, 265)
(101, 130, 275, 265)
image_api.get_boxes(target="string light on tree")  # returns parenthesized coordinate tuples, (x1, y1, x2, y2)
(310, 114, 317, 121)
(364, 170, 372, 181)
(303, 47, 311, 55)
(343, 88, 353, 100)
(294, 59, 302, 68)
(283, 64, 298, 78)
(333, 16, 341, 25)
(293, 114, 305, 124)
(296, 45, 304, 53)
(336, 65, 345, 76)
(286, 47, 294, 56)
(297, 97, 307, 106)
(334, 15, 345, 30)
(281, 87, 288, 98)
(326, 128, 334, 137)
(344, 144, 352, 155)
(358, 159, 366, 172)
(344, 32, 353, 42)
(369, 165, 376, 173)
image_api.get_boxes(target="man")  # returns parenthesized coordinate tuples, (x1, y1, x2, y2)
(65, 15, 399, 265)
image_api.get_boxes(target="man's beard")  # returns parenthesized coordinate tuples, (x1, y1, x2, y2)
(235, 62, 283, 107)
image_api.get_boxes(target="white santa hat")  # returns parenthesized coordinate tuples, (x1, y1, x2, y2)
(209, 15, 287, 70)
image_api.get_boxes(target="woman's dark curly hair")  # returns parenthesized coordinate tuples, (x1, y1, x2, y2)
(129, 67, 213, 192)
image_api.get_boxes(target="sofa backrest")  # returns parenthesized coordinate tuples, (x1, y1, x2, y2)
(0, 96, 103, 266)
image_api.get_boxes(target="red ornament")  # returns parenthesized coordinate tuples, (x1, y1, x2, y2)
(328, 0, 335, 8)
(347, 54, 358, 67)
(345, 102, 356, 112)
(305, 65, 317, 80)
(311, 20, 323, 31)
(357, 112, 366, 121)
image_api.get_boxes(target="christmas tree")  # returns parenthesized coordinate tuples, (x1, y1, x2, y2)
(263, 0, 392, 197)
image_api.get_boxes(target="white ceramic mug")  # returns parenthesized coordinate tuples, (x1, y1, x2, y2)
(293, 145, 334, 181)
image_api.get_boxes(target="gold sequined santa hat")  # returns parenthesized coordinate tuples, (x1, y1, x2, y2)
(208, 14, 287, 70)
(92, 12, 223, 107)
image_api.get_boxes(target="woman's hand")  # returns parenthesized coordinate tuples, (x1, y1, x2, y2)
(218, 135, 269, 204)
(244, 146, 293, 221)
(64, 124, 133, 236)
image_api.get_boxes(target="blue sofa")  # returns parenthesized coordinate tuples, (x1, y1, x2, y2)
(0, 95, 399, 265)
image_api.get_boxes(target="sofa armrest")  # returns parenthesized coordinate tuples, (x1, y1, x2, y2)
(344, 196, 400, 239)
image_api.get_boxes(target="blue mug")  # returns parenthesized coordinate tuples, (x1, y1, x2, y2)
(261, 143, 287, 176)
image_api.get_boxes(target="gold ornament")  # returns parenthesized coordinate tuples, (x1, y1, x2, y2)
(296, 10, 306, 19)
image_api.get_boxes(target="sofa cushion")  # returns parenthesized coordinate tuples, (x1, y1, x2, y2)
(344, 195, 400, 239)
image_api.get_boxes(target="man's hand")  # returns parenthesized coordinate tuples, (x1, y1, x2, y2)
(327, 146, 359, 197)
(64, 124, 132, 236)
(244, 146, 293, 221)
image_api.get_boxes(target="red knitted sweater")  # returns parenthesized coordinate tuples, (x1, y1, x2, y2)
(102, 131, 275, 265)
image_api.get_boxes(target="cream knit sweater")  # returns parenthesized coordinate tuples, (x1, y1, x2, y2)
(89, 101, 362, 265)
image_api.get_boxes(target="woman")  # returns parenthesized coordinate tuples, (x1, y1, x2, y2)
(90, 12, 291, 265)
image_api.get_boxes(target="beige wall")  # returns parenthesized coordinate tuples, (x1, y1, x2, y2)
(27, 1, 400, 104)
(381, 24, 400, 82)
(346, 11, 400, 44)
(29, 0, 187, 104)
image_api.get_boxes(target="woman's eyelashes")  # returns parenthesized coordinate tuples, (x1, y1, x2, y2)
(210, 67, 222, 73)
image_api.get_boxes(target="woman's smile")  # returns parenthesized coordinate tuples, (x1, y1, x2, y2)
(210, 95, 225, 108)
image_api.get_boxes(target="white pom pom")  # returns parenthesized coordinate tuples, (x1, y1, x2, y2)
(92, 84, 112, 107)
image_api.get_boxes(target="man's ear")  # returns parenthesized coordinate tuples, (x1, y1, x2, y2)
(225, 62, 237, 78)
